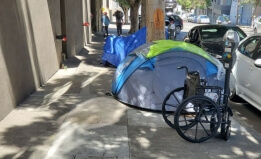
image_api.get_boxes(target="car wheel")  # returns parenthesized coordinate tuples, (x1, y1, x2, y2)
(176, 26, 181, 34)
(254, 28, 257, 33)
(229, 88, 242, 102)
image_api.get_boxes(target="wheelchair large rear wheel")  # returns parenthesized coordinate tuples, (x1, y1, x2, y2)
(174, 95, 221, 143)
(162, 87, 184, 129)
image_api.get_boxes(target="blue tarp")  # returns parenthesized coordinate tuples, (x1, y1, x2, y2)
(102, 27, 147, 67)
(102, 27, 169, 67)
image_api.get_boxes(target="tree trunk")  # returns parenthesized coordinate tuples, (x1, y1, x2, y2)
(140, 0, 146, 29)
(146, 0, 165, 42)
(123, 8, 129, 24)
(128, 0, 141, 34)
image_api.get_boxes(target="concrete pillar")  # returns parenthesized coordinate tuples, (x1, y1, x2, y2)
(83, 0, 92, 44)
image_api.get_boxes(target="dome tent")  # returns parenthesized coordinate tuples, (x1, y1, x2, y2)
(111, 40, 225, 111)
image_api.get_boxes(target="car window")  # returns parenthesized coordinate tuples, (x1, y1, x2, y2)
(238, 36, 261, 59)
(252, 39, 261, 60)
(223, 16, 229, 20)
(200, 28, 223, 40)
(232, 28, 247, 41)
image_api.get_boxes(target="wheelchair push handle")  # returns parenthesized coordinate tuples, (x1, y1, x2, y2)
(177, 66, 199, 75)
(177, 66, 188, 74)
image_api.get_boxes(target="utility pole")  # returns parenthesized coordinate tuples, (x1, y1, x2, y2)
(146, 0, 165, 42)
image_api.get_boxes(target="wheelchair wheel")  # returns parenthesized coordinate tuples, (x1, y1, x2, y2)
(223, 120, 231, 141)
(174, 95, 221, 143)
(221, 110, 232, 141)
(162, 87, 184, 129)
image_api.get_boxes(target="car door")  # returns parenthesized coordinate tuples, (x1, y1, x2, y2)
(234, 36, 261, 106)
(248, 38, 261, 109)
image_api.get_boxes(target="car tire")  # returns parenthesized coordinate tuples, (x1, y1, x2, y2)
(229, 88, 243, 102)
(176, 26, 181, 34)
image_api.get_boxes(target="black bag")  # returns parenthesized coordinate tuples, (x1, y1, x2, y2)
(115, 11, 123, 19)
(183, 71, 200, 99)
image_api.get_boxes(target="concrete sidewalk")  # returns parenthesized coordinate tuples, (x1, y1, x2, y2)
(0, 25, 261, 159)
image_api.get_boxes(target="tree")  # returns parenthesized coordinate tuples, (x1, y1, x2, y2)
(113, 0, 130, 24)
(126, 0, 142, 34)
(177, 0, 211, 11)
(195, 0, 211, 9)
(140, 0, 146, 29)
(177, 0, 193, 11)
(146, 0, 165, 42)
(113, 0, 141, 33)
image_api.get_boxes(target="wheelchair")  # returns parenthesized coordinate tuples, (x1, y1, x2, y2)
(162, 29, 239, 143)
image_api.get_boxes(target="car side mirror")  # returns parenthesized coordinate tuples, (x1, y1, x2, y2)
(254, 58, 261, 68)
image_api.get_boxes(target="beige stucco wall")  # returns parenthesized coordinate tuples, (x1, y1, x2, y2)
(0, 0, 59, 120)
(27, 0, 60, 81)
(0, 0, 92, 120)
(47, 0, 63, 66)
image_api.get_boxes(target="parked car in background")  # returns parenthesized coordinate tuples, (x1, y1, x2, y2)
(165, 14, 183, 34)
(181, 13, 188, 21)
(187, 14, 195, 22)
(230, 34, 261, 111)
(253, 16, 261, 33)
(216, 15, 231, 24)
(183, 25, 247, 55)
(192, 16, 198, 23)
(197, 15, 210, 24)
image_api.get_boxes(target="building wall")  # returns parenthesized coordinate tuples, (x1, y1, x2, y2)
(64, 0, 85, 58)
(210, 0, 231, 23)
(47, 0, 63, 66)
(0, 0, 59, 120)
(0, 0, 92, 120)
(83, 0, 92, 44)
(240, 4, 252, 25)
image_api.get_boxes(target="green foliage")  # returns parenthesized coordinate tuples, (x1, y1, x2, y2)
(114, 0, 130, 8)
(177, 0, 193, 11)
(177, 0, 211, 10)
(195, 0, 211, 8)
(241, 0, 261, 6)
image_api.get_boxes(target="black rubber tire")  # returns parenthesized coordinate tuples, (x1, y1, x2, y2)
(229, 88, 236, 100)
(176, 26, 181, 34)
(223, 120, 231, 141)
(174, 95, 221, 143)
(210, 116, 216, 132)
(162, 87, 184, 129)
(229, 88, 243, 102)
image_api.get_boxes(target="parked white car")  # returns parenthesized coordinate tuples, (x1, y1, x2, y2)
(197, 15, 210, 24)
(230, 34, 261, 111)
(187, 14, 195, 22)
(253, 16, 261, 33)
(216, 15, 231, 24)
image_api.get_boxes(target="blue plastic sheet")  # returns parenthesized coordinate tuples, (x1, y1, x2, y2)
(102, 27, 147, 67)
